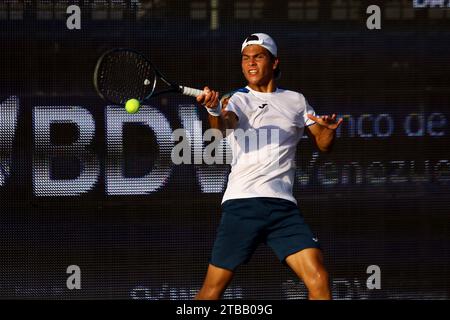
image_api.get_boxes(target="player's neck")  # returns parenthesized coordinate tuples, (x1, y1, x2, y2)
(247, 80, 277, 93)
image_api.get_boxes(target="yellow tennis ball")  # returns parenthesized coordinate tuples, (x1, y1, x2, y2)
(125, 99, 140, 114)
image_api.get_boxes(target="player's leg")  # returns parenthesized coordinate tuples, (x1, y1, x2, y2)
(195, 198, 267, 300)
(195, 264, 234, 300)
(285, 248, 331, 300)
(264, 198, 330, 300)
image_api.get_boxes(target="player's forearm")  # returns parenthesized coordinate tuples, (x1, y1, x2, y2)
(208, 111, 237, 137)
(316, 127, 336, 153)
(207, 113, 227, 137)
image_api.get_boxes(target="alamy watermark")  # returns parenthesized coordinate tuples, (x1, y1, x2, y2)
(66, 265, 81, 290)
(171, 125, 281, 167)
(366, 265, 381, 290)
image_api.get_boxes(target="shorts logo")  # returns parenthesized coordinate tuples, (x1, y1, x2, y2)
(312, 237, 319, 242)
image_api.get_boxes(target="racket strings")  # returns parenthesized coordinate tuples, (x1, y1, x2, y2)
(97, 50, 155, 104)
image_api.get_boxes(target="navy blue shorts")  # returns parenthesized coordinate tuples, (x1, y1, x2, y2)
(210, 197, 320, 271)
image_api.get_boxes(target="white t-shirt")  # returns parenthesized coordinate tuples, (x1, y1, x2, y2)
(222, 86, 316, 204)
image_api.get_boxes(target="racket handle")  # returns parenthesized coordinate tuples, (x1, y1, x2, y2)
(180, 86, 204, 97)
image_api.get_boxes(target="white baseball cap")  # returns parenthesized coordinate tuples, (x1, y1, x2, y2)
(241, 33, 278, 57)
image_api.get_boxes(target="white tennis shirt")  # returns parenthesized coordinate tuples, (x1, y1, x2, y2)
(222, 86, 316, 204)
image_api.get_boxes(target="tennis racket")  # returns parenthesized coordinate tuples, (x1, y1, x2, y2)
(93, 48, 204, 105)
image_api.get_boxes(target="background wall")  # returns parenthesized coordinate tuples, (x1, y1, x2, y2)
(0, 0, 449, 299)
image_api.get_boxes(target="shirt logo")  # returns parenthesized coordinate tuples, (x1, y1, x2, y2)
(258, 103, 268, 109)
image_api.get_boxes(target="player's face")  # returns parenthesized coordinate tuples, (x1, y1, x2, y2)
(241, 45, 278, 87)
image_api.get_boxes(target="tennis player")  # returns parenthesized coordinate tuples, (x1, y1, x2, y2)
(195, 33, 342, 300)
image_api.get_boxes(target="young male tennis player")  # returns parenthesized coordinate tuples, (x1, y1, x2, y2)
(195, 33, 343, 300)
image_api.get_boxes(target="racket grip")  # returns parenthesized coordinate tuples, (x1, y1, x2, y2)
(180, 86, 204, 97)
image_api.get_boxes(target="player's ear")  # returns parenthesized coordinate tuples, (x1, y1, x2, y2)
(273, 57, 280, 70)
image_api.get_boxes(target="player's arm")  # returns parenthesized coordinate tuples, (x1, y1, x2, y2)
(196, 86, 238, 137)
(304, 114, 343, 153)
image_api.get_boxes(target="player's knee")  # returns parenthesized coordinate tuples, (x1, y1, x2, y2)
(197, 284, 225, 300)
(305, 269, 329, 293)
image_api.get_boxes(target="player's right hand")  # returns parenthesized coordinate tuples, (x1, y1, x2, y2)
(196, 86, 220, 110)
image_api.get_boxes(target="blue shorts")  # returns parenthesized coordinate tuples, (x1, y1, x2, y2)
(210, 197, 321, 271)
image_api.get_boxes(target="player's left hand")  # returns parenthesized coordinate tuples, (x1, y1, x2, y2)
(307, 114, 343, 130)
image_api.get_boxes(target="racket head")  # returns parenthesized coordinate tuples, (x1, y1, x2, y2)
(93, 48, 160, 105)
